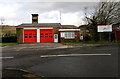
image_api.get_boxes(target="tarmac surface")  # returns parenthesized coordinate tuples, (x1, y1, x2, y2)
(1, 43, 119, 78)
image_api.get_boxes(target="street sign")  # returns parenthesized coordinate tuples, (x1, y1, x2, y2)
(97, 25, 112, 32)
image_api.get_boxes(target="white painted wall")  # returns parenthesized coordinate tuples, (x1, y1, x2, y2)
(59, 29, 80, 31)
(24, 27, 53, 29)
(24, 28, 37, 29)
(37, 29, 40, 43)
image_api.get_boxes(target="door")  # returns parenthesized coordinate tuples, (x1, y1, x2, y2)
(24, 29, 37, 43)
(54, 34, 58, 43)
(40, 29, 53, 43)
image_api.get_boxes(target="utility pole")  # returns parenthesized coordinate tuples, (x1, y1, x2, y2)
(1, 17, 4, 25)
(60, 11, 61, 24)
(109, 32, 111, 42)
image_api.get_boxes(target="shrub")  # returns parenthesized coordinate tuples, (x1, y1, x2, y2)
(84, 34, 93, 41)
(2, 36, 17, 43)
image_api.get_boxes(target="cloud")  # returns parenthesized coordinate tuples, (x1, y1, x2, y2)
(3, 0, 117, 2)
(61, 11, 85, 26)
(0, 4, 20, 17)
(0, 1, 99, 26)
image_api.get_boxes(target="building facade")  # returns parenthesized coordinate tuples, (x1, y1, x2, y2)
(16, 14, 81, 43)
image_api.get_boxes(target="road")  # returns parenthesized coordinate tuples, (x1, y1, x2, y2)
(2, 43, 119, 77)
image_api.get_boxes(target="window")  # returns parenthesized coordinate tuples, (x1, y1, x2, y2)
(25, 36, 28, 38)
(64, 32, 75, 39)
(33, 34, 37, 35)
(49, 33, 52, 35)
(61, 32, 65, 37)
(34, 36, 36, 38)
(55, 35, 57, 39)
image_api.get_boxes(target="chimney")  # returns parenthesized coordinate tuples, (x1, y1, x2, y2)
(32, 14, 39, 24)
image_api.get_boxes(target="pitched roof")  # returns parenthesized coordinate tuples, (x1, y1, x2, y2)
(18, 23, 61, 26)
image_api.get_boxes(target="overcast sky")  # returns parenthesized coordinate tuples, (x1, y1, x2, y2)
(0, 0, 118, 26)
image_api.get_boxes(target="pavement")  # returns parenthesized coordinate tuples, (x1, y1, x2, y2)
(1, 43, 102, 50)
(1, 43, 119, 78)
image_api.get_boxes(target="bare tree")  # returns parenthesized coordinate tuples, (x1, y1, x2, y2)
(96, 2, 119, 25)
(84, 1, 120, 40)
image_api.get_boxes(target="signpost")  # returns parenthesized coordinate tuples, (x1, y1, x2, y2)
(97, 25, 112, 42)
(97, 25, 112, 32)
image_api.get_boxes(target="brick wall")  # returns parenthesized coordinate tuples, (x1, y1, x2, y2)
(16, 28, 23, 43)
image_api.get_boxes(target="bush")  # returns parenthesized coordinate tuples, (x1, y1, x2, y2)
(2, 36, 17, 43)
(84, 34, 93, 41)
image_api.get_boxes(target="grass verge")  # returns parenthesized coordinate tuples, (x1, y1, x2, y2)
(0, 43, 17, 46)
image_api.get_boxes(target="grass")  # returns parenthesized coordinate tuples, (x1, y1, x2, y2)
(62, 40, 119, 45)
(0, 43, 17, 46)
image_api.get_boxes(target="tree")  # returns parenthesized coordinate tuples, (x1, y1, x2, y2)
(95, 2, 120, 25)
(84, 1, 120, 41)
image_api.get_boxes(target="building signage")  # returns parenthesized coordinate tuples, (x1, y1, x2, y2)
(97, 25, 112, 32)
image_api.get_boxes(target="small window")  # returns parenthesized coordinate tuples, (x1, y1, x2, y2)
(25, 34, 28, 35)
(29, 34, 32, 35)
(40, 34, 43, 35)
(49, 33, 52, 35)
(55, 35, 57, 39)
(29, 36, 32, 38)
(33, 34, 37, 35)
(34, 36, 36, 38)
(40, 36, 44, 37)
(61, 32, 65, 37)
(45, 36, 48, 37)
(25, 36, 27, 38)
(49, 36, 53, 37)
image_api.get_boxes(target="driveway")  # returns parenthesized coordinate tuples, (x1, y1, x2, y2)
(2, 43, 67, 51)
(2, 43, 101, 51)
(2, 43, 119, 78)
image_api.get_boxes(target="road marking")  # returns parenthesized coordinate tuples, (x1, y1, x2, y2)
(0, 57, 14, 59)
(40, 54, 111, 58)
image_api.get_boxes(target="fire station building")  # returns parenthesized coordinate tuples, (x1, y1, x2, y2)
(16, 14, 80, 43)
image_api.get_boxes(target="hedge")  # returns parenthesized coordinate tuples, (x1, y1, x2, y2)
(1, 36, 17, 43)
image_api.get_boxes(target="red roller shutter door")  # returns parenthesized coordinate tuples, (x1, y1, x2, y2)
(40, 29, 53, 43)
(24, 29, 37, 43)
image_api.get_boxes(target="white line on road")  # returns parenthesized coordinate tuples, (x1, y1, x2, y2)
(40, 54, 111, 58)
(0, 57, 14, 59)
